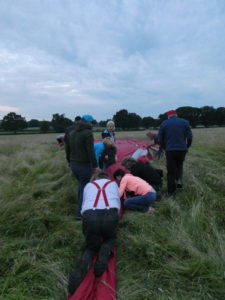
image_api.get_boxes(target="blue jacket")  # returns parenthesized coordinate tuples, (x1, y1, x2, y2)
(158, 116, 192, 151)
(94, 142, 105, 165)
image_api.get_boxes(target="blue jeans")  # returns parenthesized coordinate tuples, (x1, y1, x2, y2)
(70, 165, 92, 216)
(124, 191, 156, 212)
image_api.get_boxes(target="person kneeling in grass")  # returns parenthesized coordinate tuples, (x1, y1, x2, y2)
(113, 169, 156, 213)
(68, 171, 120, 295)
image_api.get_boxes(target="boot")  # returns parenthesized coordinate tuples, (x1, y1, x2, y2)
(176, 179, 183, 189)
(94, 245, 112, 277)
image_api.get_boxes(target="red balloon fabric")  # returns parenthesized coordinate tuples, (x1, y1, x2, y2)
(67, 139, 156, 300)
(67, 251, 117, 300)
(115, 139, 148, 163)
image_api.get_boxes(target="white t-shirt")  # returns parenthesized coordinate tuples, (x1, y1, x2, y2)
(81, 179, 120, 214)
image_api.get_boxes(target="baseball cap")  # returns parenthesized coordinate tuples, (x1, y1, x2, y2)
(166, 110, 177, 116)
(82, 114, 94, 122)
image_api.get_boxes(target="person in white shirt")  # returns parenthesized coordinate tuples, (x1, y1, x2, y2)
(68, 171, 120, 295)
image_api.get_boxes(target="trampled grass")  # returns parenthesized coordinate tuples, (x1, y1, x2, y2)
(0, 129, 225, 300)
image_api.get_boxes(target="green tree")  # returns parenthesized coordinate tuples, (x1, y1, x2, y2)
(98, 120, 107, 127)
(2, 112, 27, 133)
(158, 113, 167, 125)
(113, 109, 130, 129)
(113, 110, 142, 129)
(128, 112, 142, 129)
(176, 106, 201, 128)
(142, 116, 156, 128)
(215, 107, 225, 126)
(40, 121, 50, 133)
(200, 106, 216, 127)
(28, 119, 40, 127)
(51, 114, 73, 132)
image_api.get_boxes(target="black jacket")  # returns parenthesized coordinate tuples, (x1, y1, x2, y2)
(130, 162, 162, 191)
(99, 146, 116, 169)
(66, 122, 97, 168)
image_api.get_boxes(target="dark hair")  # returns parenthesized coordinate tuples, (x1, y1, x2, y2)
(75, 116, 81, 122)
(113, 168, 125, 179)
(121, 157, 136, 170)
(96, 172, 109, 180)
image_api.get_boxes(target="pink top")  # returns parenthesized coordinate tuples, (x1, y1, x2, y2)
(119, 174, 154, 199)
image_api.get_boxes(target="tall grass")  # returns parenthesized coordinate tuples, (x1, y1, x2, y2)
(0, 129, 225, 300)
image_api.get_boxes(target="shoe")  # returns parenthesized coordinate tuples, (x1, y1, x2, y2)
(165, 192, 176, 198)
(94, 246, 111, 277)
(145, 207, 155, 214)
(176, 179, 183, 189)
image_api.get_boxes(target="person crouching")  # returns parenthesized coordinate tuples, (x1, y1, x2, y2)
(68, 171, 120, 295)
(113, 169, 156, 214)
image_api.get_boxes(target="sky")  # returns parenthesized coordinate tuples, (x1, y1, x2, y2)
(0, 0, 225, 122)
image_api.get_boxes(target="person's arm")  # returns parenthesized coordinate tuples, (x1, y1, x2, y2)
(119, 176, 127, 198)
(158, 125, 165, 150)
(65, 133, 70, 163)
(85, 131, 98, 168)
(186, 122, 193, 148)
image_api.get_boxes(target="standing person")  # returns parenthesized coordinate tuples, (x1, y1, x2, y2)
(101, 120, 116, 141)
(68, 172, 120, 294)
(158, 110, 193, 197)
(67, 114, 100, 217)
(65, 116, 81, 162)
(113, 169, 156, 213)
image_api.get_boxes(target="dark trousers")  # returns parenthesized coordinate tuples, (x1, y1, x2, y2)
(165, 151, 186, 194)
(82, 208, 119, 255)
(70, 165, 92, 216)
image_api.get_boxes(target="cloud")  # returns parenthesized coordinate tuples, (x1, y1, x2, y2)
(0, 0, 225, 121)
(0, 105, 20, 119)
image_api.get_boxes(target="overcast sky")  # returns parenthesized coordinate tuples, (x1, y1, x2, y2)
(0, 0, 225, 121)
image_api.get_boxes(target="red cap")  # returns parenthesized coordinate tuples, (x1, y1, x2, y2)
(166, 110, 177, 116)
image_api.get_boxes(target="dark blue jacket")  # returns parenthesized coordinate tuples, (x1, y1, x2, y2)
(158, 116, 192, 151)
(101, 129, 115, 141)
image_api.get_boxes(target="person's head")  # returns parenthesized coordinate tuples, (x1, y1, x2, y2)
(91, 171, 109, 181)
(166, 110, 177, 119)
(113, 168, 125, 183)
(106, 120, 115, 132)
(121, 157, 136, 170)
(146, 131, 157, 141)
(103, 136, 115, 148)
(75, 116, 81, 123)
(82, 114, 94, 124)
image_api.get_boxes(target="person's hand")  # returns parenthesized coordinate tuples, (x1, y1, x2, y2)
(92, 167, 101, 174)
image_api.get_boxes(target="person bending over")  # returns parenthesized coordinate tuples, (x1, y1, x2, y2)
(121, 157, 162, 192)
(99, 137, 116, 170)
(94, 137, 116, 169)
(113, 169, 156, 213)
(68, 171, 120, 295)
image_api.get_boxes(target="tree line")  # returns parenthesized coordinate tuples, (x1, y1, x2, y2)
(0, 106, 225, 133)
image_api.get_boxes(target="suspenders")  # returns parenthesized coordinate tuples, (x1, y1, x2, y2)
(91, 181, 113, 208)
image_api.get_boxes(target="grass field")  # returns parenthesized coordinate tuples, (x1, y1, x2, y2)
(0, 128, 225, 300)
